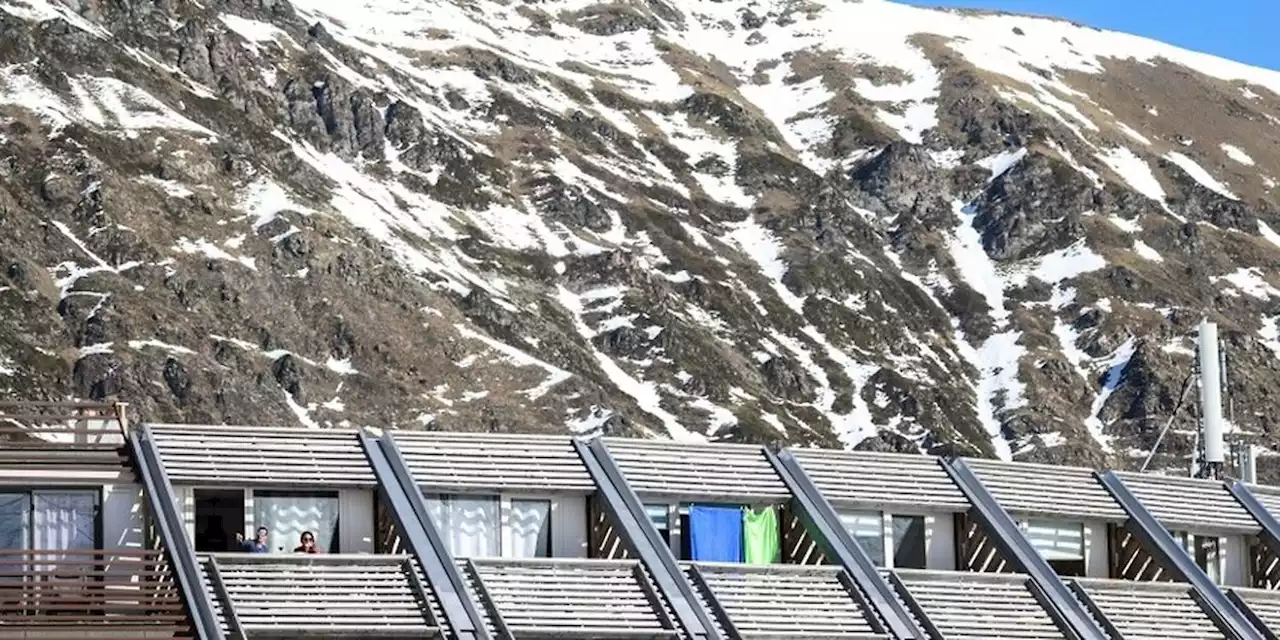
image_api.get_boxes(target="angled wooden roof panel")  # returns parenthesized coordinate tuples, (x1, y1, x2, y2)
(147, 424, 375, 487)
(602, 438, 790, 502)
(463, 558, 678, 639)
(892, 570, 1063, 639)
(393, 431, 595, 494)
(1115, 471, 1258, 533)
(789, 449, 970, 511)
(965, 458, 1126, 521)
(687, 562, 887, 639)
(1074, 578, 1221, 640)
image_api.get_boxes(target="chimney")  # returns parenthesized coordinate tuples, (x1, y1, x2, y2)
(1198, 320, 1225, 478)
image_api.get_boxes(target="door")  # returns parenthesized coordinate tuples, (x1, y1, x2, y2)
(194, 489, 244, 552)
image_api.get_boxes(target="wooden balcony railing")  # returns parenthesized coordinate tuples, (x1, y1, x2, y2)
(0, 402, 128, 460)
(0, 549, 193, 635)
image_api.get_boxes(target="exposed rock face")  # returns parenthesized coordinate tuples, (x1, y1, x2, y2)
(2, 0, 1280, 478)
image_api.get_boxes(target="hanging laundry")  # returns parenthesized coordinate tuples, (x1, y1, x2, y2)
(689, 504, 743, 562)
(743, 506, 780, 564)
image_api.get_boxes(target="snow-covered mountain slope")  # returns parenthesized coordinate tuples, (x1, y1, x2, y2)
(2, 0, 1279, 473)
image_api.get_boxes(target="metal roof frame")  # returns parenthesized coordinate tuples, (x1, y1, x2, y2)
(941, 458, 1108, 640)
(574, 438, 725, 640)
(768, 448, 923, 640)
(1096, 470, 1264, 640)
(360, 432, 492, 640)
(392, 431, 596, 495)
(130, 424, 222, 640)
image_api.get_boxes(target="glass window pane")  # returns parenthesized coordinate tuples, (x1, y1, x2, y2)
(253, 491, 339, 553)
(839, 511, 884, 566)
(892, 515, 927, 569)
(645, 504, 669, 530)
(0, 494, 29, 550)
(510, 500, 551, 558)
(446, 496, 500, 558)
(32, 492, 95, 551)
(1023, 519, 1084, 561)
(1196, 536, 1221, 584)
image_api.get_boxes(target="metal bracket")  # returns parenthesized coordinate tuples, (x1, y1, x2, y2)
(766, 448, 923, 640)
(130, 424, 222, 640)
(1096, 470, 1263, 640)
(360, 432, 491, 640)
(572, 439, 723, 640)
(941, 458, 1108, 640)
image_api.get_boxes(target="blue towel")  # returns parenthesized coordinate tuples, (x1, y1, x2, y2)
(689, 504, 742, 562)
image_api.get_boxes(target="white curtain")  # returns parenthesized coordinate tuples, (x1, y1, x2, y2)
(1022, 519, 1084, 561)
(32, 492, 95, 573)
(509, 500, 550, 558)
(425, 495, 499, 558)
(254, 493, 338, 553)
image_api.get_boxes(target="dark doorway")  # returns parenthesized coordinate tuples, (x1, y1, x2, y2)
(195, 489, 244, 552)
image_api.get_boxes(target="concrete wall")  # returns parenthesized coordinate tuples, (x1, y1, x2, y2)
(1084, 520, 1109, 577)
(551, 494, 589, 558)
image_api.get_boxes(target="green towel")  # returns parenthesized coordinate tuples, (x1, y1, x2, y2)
(743, 506, 780, 564)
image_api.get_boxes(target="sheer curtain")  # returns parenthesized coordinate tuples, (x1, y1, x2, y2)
(840, 510, 885, 566)
(0, 494, 29, 582)
(509, 500, 550, 558)
(425, 495, 499, 558)
(254, 492, 339, 553)
(32, 492, 95, 573)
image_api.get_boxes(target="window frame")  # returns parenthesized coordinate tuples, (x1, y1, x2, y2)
(250, 488, 342, 554)
(426, 492, 557, 559)
(839, 509, 934, 570)
(0, 487, 103, 550)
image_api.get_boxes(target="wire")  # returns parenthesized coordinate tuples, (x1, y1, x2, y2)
(1141, 369, 1196, 473)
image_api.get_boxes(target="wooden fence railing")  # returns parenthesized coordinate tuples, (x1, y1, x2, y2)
(0, 402, 127, 452)
(0, 548, 193, 635)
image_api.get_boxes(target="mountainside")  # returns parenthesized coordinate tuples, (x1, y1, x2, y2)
(2, 0, 1280, 473)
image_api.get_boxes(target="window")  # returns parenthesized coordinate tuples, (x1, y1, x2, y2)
(1172, 530, 1222, 583)
(0, 490, 97, 554)
(892, 515, 927, 569)
(840, 511, 885, 566)
(1022, 519, 1085, 576)
(426, 494, 553, 558)
(645, 504, 670, 546)
(253, 490, 340, 553)
(509, 499, 551, 558)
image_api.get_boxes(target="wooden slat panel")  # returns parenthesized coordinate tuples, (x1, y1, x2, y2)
(148, 424, 376, 487)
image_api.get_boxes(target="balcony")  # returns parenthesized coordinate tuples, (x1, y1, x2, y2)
(0, 548, 193, 636)
(0, 402, 128, 467)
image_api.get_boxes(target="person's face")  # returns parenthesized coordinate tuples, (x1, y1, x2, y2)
(256, 528, 269, 542)
(301, 533, 314, 547)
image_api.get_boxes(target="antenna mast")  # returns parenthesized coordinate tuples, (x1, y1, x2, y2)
(1195, 320, 1225, 480)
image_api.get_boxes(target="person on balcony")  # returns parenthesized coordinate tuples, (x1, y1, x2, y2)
(236, 526, 271, 553)
(294, 531, 319, 554)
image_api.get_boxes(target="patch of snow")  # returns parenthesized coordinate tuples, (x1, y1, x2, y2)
(1260, 221, 1280, 249)
(137, 176, 194, 198)
(219, 14, 294, 53)
(1107, 215, 1142, 233)
(127, 339, 196, 356)
(1260, 316, 1280, 357)
(1164, 151, 1237, 200)
(1116, 122, 1152, 146)
(1083, 338, 1136, 452)
(283, 391, 320, 429)
(976, 147, 1027, 181)
(1095, 147, 1165, 203)
(1221, 144, 1256, 166)
(929, 148, 965, 169)
(236, 177, 316, 229)
(77, 342, 114, 358)
(566, 406, 615, 436)
(1007, 240, 1108, 288)
(1133, 240, 1163, 262)
(0, 354, 14, 376)
(689, 397, 738, 437)
(1045, 138, 1103, 187)
(456, 324, 572, 399)
(947, 202, 1007, 323)
(1214, 268, 1280, 299)
(173, 237, 258, 270)
(557, 286, 701, 441)
(727, 217, 806, 314)
(325, 357, 359, 376)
